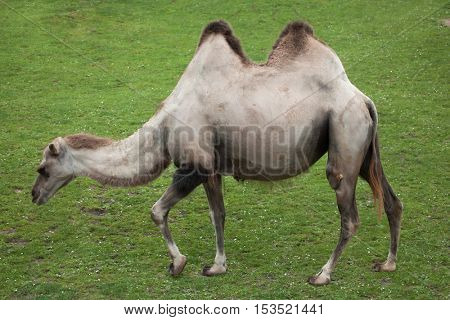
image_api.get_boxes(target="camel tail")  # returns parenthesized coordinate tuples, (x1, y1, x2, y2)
(362, 100, 384, 220)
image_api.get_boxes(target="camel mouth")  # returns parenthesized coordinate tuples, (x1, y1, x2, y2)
(31, 177, 73, 205)
(31, 191, 47, 205)
(31, 189, 40, 204)
(34, 196, 47, 205)
(32, 193, 43, 205)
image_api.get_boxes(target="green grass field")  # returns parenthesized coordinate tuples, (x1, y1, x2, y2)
(1, 0, 449, 299)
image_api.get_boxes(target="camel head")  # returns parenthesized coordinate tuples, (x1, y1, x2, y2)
(32, 137, 75, 205)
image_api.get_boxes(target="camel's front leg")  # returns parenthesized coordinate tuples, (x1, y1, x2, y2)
(151, 168, 205, 276)
(202, 174, 227, 276)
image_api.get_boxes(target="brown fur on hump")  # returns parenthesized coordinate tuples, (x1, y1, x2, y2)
(267, 21, 314, 65)
(64, 133, 113, 149)
(198, 20, 250, 64)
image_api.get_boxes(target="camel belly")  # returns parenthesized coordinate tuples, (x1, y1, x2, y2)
(214, 119, 328, 181)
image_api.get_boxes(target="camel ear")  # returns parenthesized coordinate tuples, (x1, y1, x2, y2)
(48, 137, 65, 156)
(49, 142, 60, 156)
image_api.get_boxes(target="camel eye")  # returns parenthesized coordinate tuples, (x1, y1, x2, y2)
(37, 167, 49, 177)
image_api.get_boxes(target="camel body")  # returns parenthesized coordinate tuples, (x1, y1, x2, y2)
(161, 29, 370, 181)
(32, 21, 403, 285)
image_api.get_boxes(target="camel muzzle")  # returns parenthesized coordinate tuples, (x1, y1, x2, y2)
(31, 190, 39, 204)
(31, 187, 42, 204)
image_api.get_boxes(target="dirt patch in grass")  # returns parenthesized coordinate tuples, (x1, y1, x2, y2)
(33, 256, 45, 264)
(81, 207, 107, 216)
(5, 237, 29, 246)
(380, 278, 392, 286)
(0, 228, 16, 235)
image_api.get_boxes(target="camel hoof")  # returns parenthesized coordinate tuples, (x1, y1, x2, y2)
(308, 274, 331, 286)
(202, 264, 227, 276)
(168, 255, 187, 276)
(372, 261, 396, 272)
(202, 266, 212, 276)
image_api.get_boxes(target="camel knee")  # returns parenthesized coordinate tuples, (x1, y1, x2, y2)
(387, 198, 403, 219)
(346, 220, 359, 236)
(151, 202, 167, 225)
(339, 220, 359, 242)
(326, 164, 344, 190)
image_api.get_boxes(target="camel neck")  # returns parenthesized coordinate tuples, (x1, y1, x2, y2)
(69, 117, 170, 187)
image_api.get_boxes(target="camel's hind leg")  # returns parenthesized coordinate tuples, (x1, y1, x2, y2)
(308, 164, 362, 285)
(309, 101, 372, 286)
(359, 131, 403, 272)
(361, 168, 403, 272)
(372, 176, 403, 272)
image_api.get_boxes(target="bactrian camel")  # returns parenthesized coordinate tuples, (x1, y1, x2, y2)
(32, 20, 403, 285)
